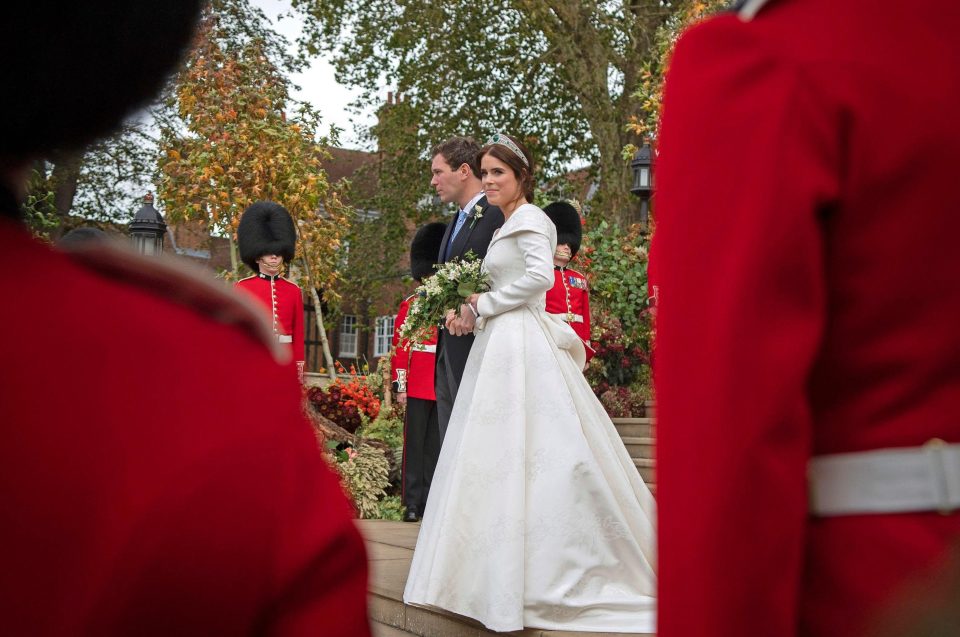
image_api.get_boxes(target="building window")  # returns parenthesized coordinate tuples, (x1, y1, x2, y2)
(339, 315, 358, 358)
(374, 315, 395, 357)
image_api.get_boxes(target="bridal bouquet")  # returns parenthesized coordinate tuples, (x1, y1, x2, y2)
(399, 251, 490, 348)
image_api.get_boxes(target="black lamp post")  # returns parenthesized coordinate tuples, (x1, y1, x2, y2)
(630, 139, 653, 229)
(129, 192, 167, 256)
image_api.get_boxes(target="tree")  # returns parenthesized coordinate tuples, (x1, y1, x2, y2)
(157, 0, 351, 378)
(334, 94, 442, 328)
(23, 119, 161, 233)
(626, 0, 728, 146)
(291, 0, 684, 225)
(21, 0, 310, 231)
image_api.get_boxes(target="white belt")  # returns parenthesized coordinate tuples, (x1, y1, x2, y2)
(808, 439, 960, 516)
(550, 312, 584, 324)
(412, 344, 436, 353)
(276, 334, 293, 344)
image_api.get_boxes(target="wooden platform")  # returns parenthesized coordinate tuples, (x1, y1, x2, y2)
(360, 520, 653, 637)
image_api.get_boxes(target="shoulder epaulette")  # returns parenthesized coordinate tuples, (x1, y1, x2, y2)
(404, 293, 417, 303)
(64, 242, 287, 363)
(237, 274, 257, 283)
(280, 275, 301, 288)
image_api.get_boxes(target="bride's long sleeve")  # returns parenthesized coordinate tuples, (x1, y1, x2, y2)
(476, 223, 554, 319)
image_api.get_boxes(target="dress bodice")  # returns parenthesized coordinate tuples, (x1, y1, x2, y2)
(477, 204, 557, 318)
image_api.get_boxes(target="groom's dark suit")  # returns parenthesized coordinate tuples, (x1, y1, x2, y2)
(435, 195, 504, 439)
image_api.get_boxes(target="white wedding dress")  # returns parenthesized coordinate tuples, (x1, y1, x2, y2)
(403, 204, 657, 633)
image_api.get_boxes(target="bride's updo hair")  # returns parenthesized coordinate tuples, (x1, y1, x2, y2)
(479, 133, 535, 204)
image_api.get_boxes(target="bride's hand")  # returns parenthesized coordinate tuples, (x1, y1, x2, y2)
(444, 309, 457, 331)
(455, 303, 477, 335)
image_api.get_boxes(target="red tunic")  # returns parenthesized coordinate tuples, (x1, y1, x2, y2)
(390, 295, 437, 401)
(545, 266, 594, 364)
(654, 2, 960, 636)
(236, 272, 305, 380)
(0, 218, 369, 636)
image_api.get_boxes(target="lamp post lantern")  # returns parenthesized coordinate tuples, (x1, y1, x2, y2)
(630, 139, 654, 230)
(129, 192, 167, 256)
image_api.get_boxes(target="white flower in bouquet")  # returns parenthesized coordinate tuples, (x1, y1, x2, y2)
(398, 251, 490, 348)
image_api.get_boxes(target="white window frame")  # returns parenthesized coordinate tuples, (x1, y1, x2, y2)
(338, 314, 358, 358)
(373, 315, 396, 358)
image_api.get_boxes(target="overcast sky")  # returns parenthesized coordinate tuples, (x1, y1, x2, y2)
(252, 0, 378, 150)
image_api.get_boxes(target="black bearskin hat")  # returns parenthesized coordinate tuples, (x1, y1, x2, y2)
(237, 201, 297, 272)
(0, 2, 203, 161)
(410, 222, 448, 281)
(543, 200, 583, 257)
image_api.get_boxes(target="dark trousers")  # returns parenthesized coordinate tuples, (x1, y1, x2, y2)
(435, 329, 473, 441)
(403, 397, 440, 515)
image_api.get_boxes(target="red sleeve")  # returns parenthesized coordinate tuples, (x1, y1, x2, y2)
(293, 286, 305, 368)
(257, 376, 370, 637)
(653, 15, 837, 637)
(390, 298, 410, 389)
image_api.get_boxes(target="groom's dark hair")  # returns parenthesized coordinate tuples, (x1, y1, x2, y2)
(431, 137, 482, 179)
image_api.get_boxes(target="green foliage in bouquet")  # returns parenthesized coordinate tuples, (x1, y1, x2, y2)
(327, 441, 391, 519)
(399, 251, 490, 347)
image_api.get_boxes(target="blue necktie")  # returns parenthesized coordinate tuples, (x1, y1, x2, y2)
(446, 209, 468, 259)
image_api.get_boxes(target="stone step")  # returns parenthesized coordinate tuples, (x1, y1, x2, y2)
(611, 417, 655, 439)
(621, 436, 656, 459)
(371, 592, 652, 636)
(633, 457, 655, 484)
(372, 620, 413, 636)
(363, 517, 655, 637)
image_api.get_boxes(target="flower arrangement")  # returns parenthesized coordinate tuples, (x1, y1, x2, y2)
(307, 361, 381, 433)
(398, 250, 490, 347)
(357, 406, 404, 449)
(326, 440, 391, 519)
(584, 308, 652, 417)
(599, 385, 650, 419)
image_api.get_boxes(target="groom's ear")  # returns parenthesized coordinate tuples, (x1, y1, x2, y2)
(457, 163, 471, 179)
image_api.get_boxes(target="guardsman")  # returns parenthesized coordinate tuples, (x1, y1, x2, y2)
(543, 200, 594, 366)
(235, 201, 306, 383)
(391, 222, 446, 522)
(0, 3, 369, 635)
(653, 0, 960, 636)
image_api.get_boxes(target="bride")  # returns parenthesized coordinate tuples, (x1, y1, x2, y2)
(403, 133, 657, 633)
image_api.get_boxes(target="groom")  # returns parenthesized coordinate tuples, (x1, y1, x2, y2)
(430, 137, 504, 439)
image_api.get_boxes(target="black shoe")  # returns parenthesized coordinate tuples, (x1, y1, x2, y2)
(403, 509, 419, 523)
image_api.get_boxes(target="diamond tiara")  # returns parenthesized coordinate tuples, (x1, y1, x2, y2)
(487, 133, 529, 168)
